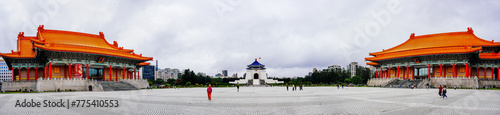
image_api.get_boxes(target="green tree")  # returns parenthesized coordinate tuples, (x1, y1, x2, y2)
(186, 81, 191, 86)
(351, 75, 363, 84)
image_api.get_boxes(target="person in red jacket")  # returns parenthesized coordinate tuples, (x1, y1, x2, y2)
(207, 84, 212, 100)
(438, 85, 443, 96)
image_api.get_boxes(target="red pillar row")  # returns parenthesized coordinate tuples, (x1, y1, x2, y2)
(440, 64, 443, 77)
(388, 67, 391, 78)
(465, 63, 469, 78)
(134, 68, 137, 80)
(49, 62, 52, 80)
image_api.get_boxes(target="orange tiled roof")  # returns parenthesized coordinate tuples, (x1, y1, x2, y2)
(0, 25, 153, 61)
(366, 28, 499, 61)
(366, 62, 379, 66)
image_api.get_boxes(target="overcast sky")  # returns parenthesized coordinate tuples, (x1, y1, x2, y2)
(1, 0, 500, 77)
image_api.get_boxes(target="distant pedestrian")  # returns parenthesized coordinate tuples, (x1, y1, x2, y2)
(237, 84, 240, 92)
(294, 84, 297, 91)
(207, 84, 212, 100)
(341, 84, 344, 89)
(442, 85, 447, 98)
(300, 84, 303, 90)
(286, 84, 289, 91)
(150, 86, 153, 90)
(338, 84, 340, 89)
(292, 84, 295, 91)
(454, 86, 457, 90)
(438, 85, 443, 96)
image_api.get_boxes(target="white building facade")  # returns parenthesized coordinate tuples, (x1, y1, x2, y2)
(157, 68, 180, 80)
(347, 62, 359, 77)
(230, 59, 283, 85)
(0, 59, 12, 82)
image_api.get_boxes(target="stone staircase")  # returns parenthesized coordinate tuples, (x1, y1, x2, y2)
(384, 79, 423, 88)
(97, 81, 140, 91)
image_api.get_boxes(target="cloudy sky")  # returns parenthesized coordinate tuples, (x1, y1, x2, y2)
(1, 0, 500, 77)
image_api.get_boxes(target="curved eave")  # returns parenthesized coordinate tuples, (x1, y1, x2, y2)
(365, 46, 482, 61)
(0, 53, 36, 59)
(34, 44, 153, 61)
(366, 62, 379, 66)
(479, 53, 500, 59)
(137, 62, 150, 66)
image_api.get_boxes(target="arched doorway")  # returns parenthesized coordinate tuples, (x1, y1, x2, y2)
(254, 73, 259, 79)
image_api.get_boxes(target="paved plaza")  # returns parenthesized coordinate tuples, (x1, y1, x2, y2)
(1, 87, 500, 115)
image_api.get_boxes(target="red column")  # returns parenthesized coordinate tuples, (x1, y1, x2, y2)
(35, 67, 38, 81)
(498, 67, 500, 80)
(484, 67, 487, 79)
(109, 66, 112, 81)
(122, 67, 125, 80)
(68, 63, 71, 79)
(428, 64, 431, 79)
(440, 64, 443, 78)
(134, 68, 137, 80)
(49, 62, 52, 79)
(452, 63, 455, 78)
(397, 66, 400, 79)
(86, 64, 89, 80)
(406, 66, 409, 80)
(12, 67, 15, 82)
(465, 63, 469, 78)
(477, 67, 479, 78)
(18, 67, 21, 81)
(412, 67, 414, 80)
(27, 67, 30, 81)
(492, 67, 495, 80)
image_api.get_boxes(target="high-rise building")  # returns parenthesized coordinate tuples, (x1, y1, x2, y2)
(142, 65, 155, 80)
(348, 62, 359, 77)
(222, 70, 228, 77)
(0, 59, 13, 82)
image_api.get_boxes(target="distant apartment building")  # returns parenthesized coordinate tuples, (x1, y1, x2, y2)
(328, 65, 343, 71)
(347, 62, 359, 77)
(0, 59, 12, 82)
(157, 68, 180, 80)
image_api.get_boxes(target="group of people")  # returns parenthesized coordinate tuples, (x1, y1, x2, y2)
(286, 84, 303, 91)
(438, 85, 447, 98)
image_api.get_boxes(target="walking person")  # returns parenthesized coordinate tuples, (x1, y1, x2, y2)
(300, 84, 303, 90)
(442, 85, 448, 98)
(207, 84, 212, 101)
(286, 84, 289, 91)
(237, 84, 240, 92)
(338, 84, 340, 90)
(438, 85, 443, 96)
(454, 86, 457, 90)
(294, 84, 297, 91)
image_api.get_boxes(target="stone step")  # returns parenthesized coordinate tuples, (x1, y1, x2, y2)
(97, 81, 140, 91)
